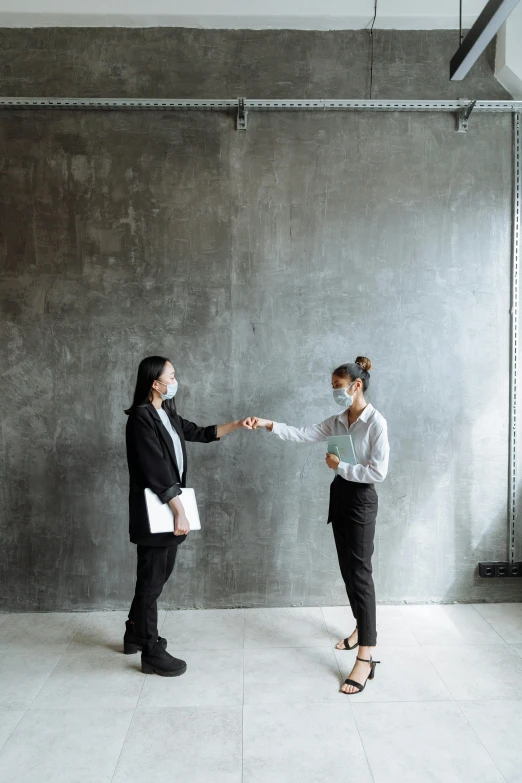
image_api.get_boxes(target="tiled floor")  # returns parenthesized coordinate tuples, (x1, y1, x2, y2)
(0, 604, 521, 782)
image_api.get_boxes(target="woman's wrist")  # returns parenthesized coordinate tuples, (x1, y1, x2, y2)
(168, 495, 184, 516)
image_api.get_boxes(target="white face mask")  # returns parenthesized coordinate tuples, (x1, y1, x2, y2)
(333, 383, 355, 409)
(156, 380, 178, 401)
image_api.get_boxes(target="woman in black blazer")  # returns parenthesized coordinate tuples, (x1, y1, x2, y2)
(124, 355, 254, 676)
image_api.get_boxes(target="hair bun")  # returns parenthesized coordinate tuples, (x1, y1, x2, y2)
(355, 356, 372, 373)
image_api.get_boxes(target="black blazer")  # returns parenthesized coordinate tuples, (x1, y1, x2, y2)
(125, 402, 219, 546)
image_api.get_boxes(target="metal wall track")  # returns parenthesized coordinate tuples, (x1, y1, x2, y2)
(1, 96, 522, 112)
(510, 113, 522, 564)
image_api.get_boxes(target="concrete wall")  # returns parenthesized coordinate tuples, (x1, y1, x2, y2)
(1, 28, 521, 611)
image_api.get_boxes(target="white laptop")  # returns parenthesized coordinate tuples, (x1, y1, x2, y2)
(144, 487, 201, 533)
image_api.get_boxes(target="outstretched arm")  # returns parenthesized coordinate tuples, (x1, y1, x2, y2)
(216, 418, 256, 438)
(179, 416, 254, 442)
(253, 417, 333, 443)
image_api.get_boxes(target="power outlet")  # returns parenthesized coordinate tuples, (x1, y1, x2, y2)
(479, 561, 522, 577)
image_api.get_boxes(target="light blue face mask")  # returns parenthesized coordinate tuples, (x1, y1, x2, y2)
(333, 383, 355, 409)
(156, 380, 178, 401)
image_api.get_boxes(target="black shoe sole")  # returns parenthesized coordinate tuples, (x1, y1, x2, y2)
(141, 662, 187, 677)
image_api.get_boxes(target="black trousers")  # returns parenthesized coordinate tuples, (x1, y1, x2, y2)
(329, 476, 378, 647)
(128, 544, 178, 654)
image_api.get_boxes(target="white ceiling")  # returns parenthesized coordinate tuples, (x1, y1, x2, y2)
(0, 0, 486, 29)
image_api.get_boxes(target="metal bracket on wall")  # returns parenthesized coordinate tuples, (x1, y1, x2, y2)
(456, 100, 477, 133)
(237, 97, 248, 131)
(509, 112, 522, 564)
(1, 97, 522, 122)
(2, 97, 521, 137)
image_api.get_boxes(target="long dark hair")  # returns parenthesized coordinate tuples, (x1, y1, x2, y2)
(333, 356, 372, 393)
(124, 355, 177, 416)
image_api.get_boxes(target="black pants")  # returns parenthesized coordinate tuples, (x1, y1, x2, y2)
(128, 544, 178, 654)
(329, 476, 378, 647)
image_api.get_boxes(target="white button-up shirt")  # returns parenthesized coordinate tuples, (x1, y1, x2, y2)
(157, 407, 185, 478)
(271, 403, 389, 484)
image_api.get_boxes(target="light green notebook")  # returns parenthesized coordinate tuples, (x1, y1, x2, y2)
(327, 434, 357, 465)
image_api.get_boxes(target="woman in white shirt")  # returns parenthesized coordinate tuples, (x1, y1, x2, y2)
(253, 356, 389, 695)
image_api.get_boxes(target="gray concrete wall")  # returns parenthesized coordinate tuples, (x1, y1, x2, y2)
(1, 28, 520, 610)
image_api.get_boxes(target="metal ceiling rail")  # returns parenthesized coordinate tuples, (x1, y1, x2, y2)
(245, 99, 522, 112)
(0, 97, 239, 109)
(1, 96, 522, 111)
(2, 96, 522, 132)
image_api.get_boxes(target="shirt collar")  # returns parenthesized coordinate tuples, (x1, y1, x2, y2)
(359, 403, 374, 423)
(337, 403, 374, 425)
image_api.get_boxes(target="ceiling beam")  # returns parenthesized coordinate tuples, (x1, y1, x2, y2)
(450, 0, 522, 80)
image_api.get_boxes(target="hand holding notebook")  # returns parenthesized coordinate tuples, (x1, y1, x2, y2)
(327, 434, 358, 465)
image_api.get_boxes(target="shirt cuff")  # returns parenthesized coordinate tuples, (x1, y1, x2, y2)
(271, 422, 282, 435)
(337, 461, 353, 480)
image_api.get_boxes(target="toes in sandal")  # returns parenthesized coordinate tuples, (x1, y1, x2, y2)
(337, 627, 358, 651)
(342, 655, 381, 695)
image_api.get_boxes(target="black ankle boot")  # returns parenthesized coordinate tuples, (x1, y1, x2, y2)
(124, 621, 167, 655)
(141, 641, 187, 677)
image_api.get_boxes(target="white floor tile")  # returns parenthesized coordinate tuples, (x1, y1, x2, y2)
(335, 645, 452, 702)
(243, 703, 372, 783)
(0, 711, 24, 752)
(112, 707, 242, 783)
(244, 647, 342, 704)
(473, 603, 522, 644)
(399, 604, 505, 645)
(0, 606, 520, 783)
(30, 648, 146, 710)
(424, 644, 522, 700)
(0, 708, 133, 783)
(459, 699, 522, 783)
(352, 701, 505, 783)
(244, 607, 330, 648)
(322, 604, 419, 647)
(0, 612, 87, 653)
(0, 652, 63, 710)
(161, 609, 245, 650)
(138, 649, 243, 707)
(66, 610, 166, 655)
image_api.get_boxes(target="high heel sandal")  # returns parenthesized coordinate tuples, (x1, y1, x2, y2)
(336, 626, 358, 651)
(342, 655, 381, 695)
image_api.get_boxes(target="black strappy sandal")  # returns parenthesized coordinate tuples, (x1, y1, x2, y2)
(336, 626, 358, 651)
(342, 655, 381, 694)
